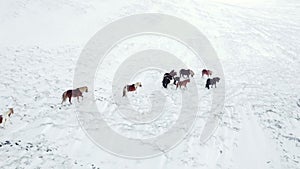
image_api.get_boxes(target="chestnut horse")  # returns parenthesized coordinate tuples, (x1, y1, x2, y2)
(123, 82, 142, 97)
(176, 79, 190, 89)
(61, 86, 88, 104)
(0, 108, 14, 128)
(202, 69, 212, 77)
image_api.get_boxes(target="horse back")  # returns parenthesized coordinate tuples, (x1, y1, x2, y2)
(127, 84, 136, 91)
(66, 89, 82, 97)
(73, 89, 82, 96)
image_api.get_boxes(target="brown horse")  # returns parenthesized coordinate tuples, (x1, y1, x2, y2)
(61, 86, 88, 104)
(123, 82, 142, 97)
(176, 79, 190, 89)
(202, 69, 212, 77)
(0, 108, 14, 127)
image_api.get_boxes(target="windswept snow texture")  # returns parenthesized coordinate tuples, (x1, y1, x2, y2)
(0, 0, 299, 169)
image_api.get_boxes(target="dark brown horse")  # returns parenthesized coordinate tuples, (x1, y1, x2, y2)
(202, 69, 212, 77)
(61, 86, 88, 104)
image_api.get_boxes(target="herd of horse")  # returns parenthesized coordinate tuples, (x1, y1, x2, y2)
(122, 68, 220, 97)
(0, 68, 220, 128)
(162, 68, 220, 90)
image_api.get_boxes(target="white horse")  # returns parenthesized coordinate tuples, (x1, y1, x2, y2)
(0, 108, 14, 128)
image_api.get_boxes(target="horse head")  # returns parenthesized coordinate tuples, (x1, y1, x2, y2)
(190, 70, 195, 77)
(169, 70, 177, 77)
(135, 82, 142, 88)
(8, 108, 14, 117)
(81, 86, 88, 92)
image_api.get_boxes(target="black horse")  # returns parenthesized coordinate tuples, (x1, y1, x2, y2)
(205, 78, 211, 89)
(162, 73, 173, 88)
(205, 77, 220, 89)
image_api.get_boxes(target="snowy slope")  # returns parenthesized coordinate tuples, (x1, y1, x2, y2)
(0, 0, 299, 169)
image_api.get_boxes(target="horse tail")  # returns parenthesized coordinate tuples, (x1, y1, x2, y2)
(61, 92, 67, 104)
(123, 86, 127, 97)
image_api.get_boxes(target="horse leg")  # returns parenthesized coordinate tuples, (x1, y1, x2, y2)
(3, 118, 6, 128)
(77, 96, 80, 103)
(6, 117, 12, 125)
(81, 96, 84, 101)
(61, 96, 66, 104)
(69, 96, 72, 104)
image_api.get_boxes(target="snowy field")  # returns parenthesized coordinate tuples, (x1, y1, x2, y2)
(0, 0, 299, 168)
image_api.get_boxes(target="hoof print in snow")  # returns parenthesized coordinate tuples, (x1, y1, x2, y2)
(297, 99, 300, 108)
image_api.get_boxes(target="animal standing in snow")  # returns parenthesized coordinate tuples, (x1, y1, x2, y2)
(176, 79, 190, 89)
(166, 70, 177, 77)
(202, 69, 212, 77)
(173, 76, 180, 85)
(0, 108, 14, 128)
(61, 86, 88, 104)
(179, 69, 195, 78)
(123, 82, 142, 97)
(162, 70, 177, 88)
(205, 77, 220, 89)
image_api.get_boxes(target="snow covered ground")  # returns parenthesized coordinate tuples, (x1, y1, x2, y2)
(0, 0, 299, 168)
